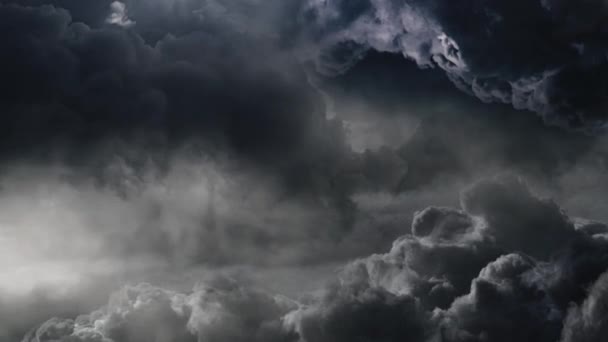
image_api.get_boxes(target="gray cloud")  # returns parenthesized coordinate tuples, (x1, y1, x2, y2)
(294, 176, 608, 342)
(561, 271, 608, 342)
(0, 2, 338, 169)
(5, 2, 608, 341)
(11, 0, 608, 131)
(22, 279, 298, 342)
(300, 0, 608, 130)
(25, 175, 608, 342)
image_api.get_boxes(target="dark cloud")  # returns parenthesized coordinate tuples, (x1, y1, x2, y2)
(301, 0, 608, 130)
(461, 176, 578, 259)
(1, 0, 114, 25)
(10, 0, 608, 133)
(0, 3, 325, 160)
(561, 271, 608, 342)
(292, 285, 431, 342)
(317, 51, 600, 193)
(437, 253, 563, 342)
(0, 4, 364, 338)
(298, 176, 608, 342)
(5, 1, 608, 341)
(0, 1, 376, 268)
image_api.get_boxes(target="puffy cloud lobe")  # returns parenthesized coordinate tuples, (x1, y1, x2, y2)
(561, 271, 608, 342)
(300, 0, 608, 130)
(22, 280, 297, 342)
(293, 176, 608, 342)
(290, 285, 431, 342)
(460, 176, 578, 259)
(436, 254, 563, 342)
(411, 207, 473, 242)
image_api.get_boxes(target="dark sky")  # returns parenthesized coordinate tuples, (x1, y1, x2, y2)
(3, 1, 608, 342)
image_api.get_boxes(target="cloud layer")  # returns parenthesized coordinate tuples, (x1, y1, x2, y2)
(5, 1, 608, 341)
(6, 0, 608, 133)
(25, 176, 608, 341)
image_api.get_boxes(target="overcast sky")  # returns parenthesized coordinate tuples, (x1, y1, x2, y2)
(3, 1, 608, 341)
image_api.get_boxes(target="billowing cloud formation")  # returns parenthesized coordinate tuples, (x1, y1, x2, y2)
(300, 0, 608, 130)
(7, 0, 608, 133)
(27, 176, 608, 341)
(6, 1, 608, 342)
(561, 271, 608, 342)
(0, 1, 337, 168)
(297, 176, 608, 342)
(22, 279, 298, 342)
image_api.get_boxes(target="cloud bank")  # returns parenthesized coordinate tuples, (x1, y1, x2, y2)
(24, 176, 608, 341)
(6, 0, 608, 132)
(5, 1, 608, 341)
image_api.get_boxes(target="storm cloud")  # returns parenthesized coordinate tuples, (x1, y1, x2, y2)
(24, 176, 608, 342)
(6, 0, 608, 136)
(300, 0, 608, 130)
(4, 1, 608, 341)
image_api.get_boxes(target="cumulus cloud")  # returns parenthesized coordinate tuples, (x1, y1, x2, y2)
(26, 176, 608, 342)
(561, 271, 608, 342)
(22, 279, 297, 342)
(292, 176, 608, 342)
